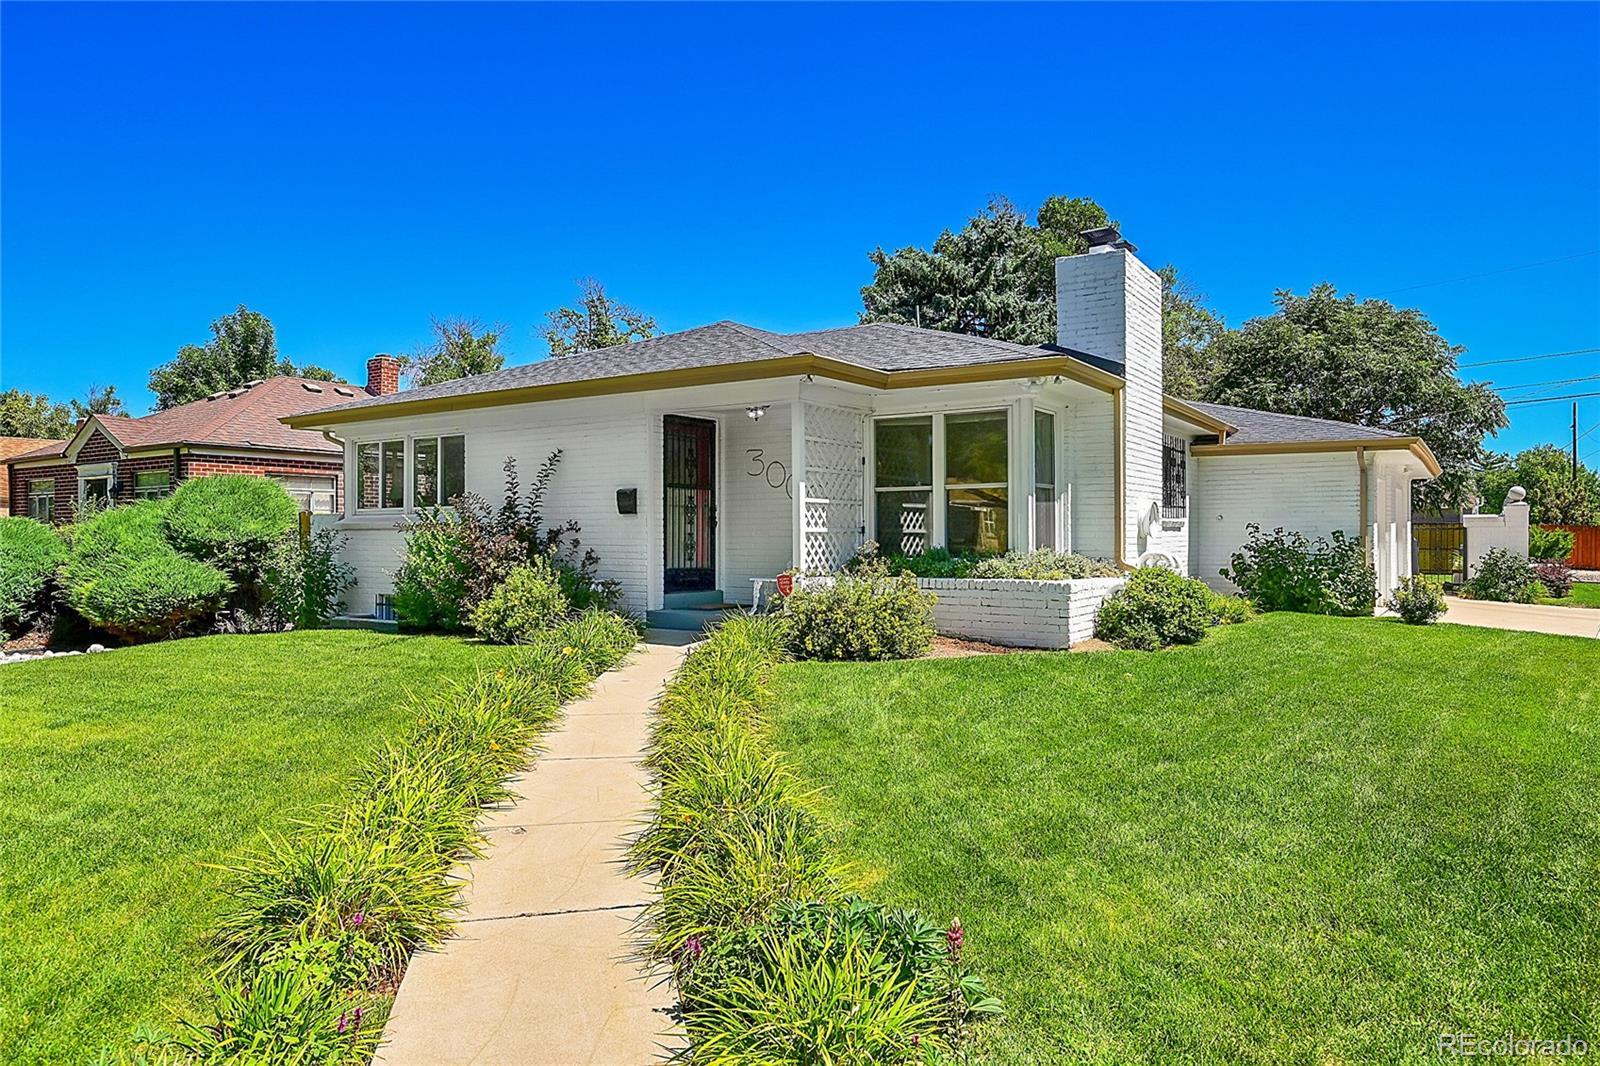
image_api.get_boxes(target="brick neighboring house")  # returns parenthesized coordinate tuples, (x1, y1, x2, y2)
(8, 357, 402, 524)
(0, 437, 67, 513)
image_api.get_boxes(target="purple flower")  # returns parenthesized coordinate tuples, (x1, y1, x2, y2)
(348, 911, 366, 928)
(353, 1006, 365, 1028)
(337, 1012, 349, 1035)
(684, 935, 704, 961)
(946, 918, 964, 956)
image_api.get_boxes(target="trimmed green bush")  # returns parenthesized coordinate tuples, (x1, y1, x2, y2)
(970, 548, 1120, 580)
(1385, 575, 1447, 624)
(632, 617, 999, 1059)
(1222, 524, 1376, 616)
(60, 502, 231, 640)
(1095, 566, 1216, 651)
(1208, 591, 1256, 626)
(1465, 548, 1540, 603)
(162, 475, 298, 575)
(468, 559, 570, 644)
(1530, 526, 1576, 562)
(777, 568, 935, 661)
(0, 516, 66, 639)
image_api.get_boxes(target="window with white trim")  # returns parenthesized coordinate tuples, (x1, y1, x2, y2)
(873, 416, 932, 556)
(80, 474, 112, 506)
(28, 479, 54, 522)
(357, 440, 405, 510)
(413, 435, 466, 507)
(1034, 410, 1057, 549)
(945, 410, 1008, 554)
(276, 475, 337, 514)
(134, 470, 171, 499)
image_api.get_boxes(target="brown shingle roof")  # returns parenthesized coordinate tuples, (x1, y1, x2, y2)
(10, 377, 358, 461)
(0, 436, 66, 462)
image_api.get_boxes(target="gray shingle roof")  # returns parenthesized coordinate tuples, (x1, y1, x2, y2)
(1186, 401, 1406, 445)
(286, 320, 1111, 419)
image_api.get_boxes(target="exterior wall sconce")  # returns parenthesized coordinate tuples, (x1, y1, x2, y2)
(746, 405, 768, 421)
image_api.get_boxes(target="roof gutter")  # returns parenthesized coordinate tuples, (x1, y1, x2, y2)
(280, 352, 1127, 430)
(1190, 436, 1442, 479)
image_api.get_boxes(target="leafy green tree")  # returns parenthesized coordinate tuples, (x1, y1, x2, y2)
(71, 384, 126, 419)
(543, 279, 659, 356)
(1202, 284, 1506, 512)
(1479, 445, 1599, 525)
(859, 196, 1223, 388)
(148, 305, 334, 409)
(402, 317, 506, 387)
(0, 390, 73, 438)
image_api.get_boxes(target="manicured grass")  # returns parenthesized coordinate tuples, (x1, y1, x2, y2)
(0, 630, 517, 1064)
(770, 614, 1600, 1064)
(1540, 580, 1600, 608)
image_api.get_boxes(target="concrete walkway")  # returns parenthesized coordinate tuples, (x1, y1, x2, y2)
(378, 633, 694, 1066)
(1442, 596, 1600, 638)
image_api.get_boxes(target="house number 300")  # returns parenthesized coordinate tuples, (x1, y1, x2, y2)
(746, 449, 793, 499)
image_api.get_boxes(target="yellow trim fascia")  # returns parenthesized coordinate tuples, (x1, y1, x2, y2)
(1162, 397, 1234, 439)
(282, 353, 1125, 430)
(1191, 437, 1442, 478)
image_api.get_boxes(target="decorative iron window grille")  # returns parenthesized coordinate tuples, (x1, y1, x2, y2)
(1162, 436, 1188, 518)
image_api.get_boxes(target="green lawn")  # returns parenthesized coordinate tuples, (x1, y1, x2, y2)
(1540, 580, 1600, 608)
(770, 614, 1600, 1064)
(0, 630, 516, 1065)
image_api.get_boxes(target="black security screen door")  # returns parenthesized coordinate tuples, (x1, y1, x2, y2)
(664, 416, 717, 593)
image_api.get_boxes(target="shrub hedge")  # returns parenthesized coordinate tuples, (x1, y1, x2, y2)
(0, 516, 66, 639)
(1094, 566, 1217, 651)
(60, 501, 232, 640)
(969, 548, 1120, 581)
(631, 617, 1000, 1060)
(1222, 524, 1376, 616)
(777, 568, 936, 661)
(162, 475, 299, 577)
(1464, 547, 1541, 603)
(125, 610, 640, 1064)
(469, 559, 570, 644)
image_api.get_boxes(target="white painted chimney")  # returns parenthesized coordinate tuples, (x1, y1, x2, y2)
(1056, 227, 1166, 563)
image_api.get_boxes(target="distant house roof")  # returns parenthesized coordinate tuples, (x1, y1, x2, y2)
(0, 436, 65, 463)
(12, 376, 360, 462)
(1185, 401, 1408, 446)
(281, 321, 1123, 424)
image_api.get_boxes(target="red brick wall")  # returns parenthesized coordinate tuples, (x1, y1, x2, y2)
(9, 451, 344, 523)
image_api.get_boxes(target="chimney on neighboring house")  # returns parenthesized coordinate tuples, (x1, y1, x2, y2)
(1056, 226, 1166, 563)
(366, 354, 401, 396)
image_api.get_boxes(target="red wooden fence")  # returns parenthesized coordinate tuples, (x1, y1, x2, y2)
(1543, 525, 1600, 569)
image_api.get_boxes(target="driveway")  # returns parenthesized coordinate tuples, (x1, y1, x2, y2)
(1442, 596, 1600, 639)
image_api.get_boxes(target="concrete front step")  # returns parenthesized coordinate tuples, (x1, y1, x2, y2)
(662, 589, 725, 608)
(644, 606, 743, 631)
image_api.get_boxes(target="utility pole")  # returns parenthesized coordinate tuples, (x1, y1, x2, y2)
(1576, 401, 1581, 480)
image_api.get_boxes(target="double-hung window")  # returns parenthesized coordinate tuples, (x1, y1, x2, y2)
(28, 479, 54, 522)
(873, 417, 933, 556)
(413, 435, 466, 507)
(945, 410, 1009, 554)
(357, 439, 405, 510)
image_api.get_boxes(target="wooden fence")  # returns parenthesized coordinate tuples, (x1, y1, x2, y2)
(1543, 525, 1600, 569)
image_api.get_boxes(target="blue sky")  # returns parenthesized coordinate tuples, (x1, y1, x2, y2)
(3, 2, 1597, 458)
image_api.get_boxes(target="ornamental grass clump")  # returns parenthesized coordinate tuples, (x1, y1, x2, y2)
(145, 611, 639, 1061)
(634, 615, 1000, 1059)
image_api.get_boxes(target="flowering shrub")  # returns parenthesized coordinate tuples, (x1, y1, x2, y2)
(1094, 566, 1216, 650)
(1465, 548, 1540, 603)
(469, 559, 570, 644)
(0, 517, 65, 640)
(1533, 558, 1575, 599)
(1222, 524, 1375, 616)
(631, 617, 999, 1060)
(1384, 575, 1447, 624)
(777, 565, 935, 661)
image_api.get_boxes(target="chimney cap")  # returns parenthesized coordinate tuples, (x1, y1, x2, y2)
(1080, 225, 1137, 254)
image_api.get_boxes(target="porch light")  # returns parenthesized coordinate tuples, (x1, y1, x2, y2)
(746, 405, 768, 421)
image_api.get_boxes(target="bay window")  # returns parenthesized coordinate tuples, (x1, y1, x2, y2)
(873, 416, 932, 556)
(944, 410, 1008, 554)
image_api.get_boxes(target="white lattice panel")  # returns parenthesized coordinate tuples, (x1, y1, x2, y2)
(801, 403, 864, 572)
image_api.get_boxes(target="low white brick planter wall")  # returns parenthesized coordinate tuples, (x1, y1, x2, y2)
(915, 576, 1127, 649)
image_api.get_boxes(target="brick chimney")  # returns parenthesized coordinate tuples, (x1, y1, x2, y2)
(366, 354, 400, 396)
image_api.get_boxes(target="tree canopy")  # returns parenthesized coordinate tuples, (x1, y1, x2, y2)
(402, 317, 506, 387)
(859, 196, 1220, 394)
(543, 279, 659, 357)
(0, 390, 73, 439)
(72, 384, 125, 420)
(1478, 445, 1599, 525)
(1201, 284, 1506, 512)
(148, 305, 338, 409)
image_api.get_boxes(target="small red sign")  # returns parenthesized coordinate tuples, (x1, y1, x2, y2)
(776, 573, 794, 597)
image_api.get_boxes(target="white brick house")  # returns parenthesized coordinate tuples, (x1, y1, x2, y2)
(283, 228, 1440, 637)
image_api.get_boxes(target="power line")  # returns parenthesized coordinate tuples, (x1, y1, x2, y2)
(1485, 374, 1600, 393)
(1371, 250, 1600, 297)
(1459, 346, 1600, 369)
(1503, 390, 1600, 407)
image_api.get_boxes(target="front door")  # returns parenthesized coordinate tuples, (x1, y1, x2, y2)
(664, 415, 717, 593)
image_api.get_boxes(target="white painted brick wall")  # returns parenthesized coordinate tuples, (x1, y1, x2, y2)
(724, 405, 794, 602)
(916, 576, 1127, 649)
(1068, 391, 1115, 559)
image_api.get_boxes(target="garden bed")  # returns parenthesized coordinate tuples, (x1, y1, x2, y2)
(916, 576, 1126, 649)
